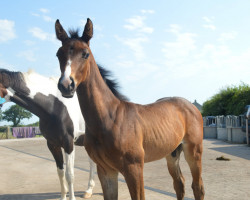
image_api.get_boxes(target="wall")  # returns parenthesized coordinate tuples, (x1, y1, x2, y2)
(203, 126, 246, 144)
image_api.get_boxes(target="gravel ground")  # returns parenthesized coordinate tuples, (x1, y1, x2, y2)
(0, 138, 249, 200)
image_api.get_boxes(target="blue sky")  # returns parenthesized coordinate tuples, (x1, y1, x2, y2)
(1, 0, 250, 124)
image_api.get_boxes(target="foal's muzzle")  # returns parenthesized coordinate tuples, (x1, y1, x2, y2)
(58, 76, 76, 98)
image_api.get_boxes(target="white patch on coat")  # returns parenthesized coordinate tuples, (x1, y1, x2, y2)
(4, 87, 15, 102)
(22, 70, 85, 137)
(57, 168, 68, 199)
(65, 148, 76, 200)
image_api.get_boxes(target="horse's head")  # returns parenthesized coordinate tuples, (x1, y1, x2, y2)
(0, 69, 18, 102)
(0, 83, 7, 98)
(56, 18, 93, 98)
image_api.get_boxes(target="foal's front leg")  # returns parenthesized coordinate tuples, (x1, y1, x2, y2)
(97, 164, 118, 200)
(65, 146, 76, 200)
(122, 161, 145, 200)
(47, 141, 68, 200)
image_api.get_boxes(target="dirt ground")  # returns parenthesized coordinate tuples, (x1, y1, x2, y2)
(0, 138, 249, 200)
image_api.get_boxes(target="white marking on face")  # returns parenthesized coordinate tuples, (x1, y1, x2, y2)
(65, 60, 72, 78)
(60, 59, 72, 88)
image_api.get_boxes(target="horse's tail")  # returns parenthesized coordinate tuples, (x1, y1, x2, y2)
(171, 143, 183, 158)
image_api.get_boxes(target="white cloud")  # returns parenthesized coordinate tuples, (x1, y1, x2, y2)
(124, 15, 154, 34)
(40, 8, 50, 14)
(31, 12, 40, 17)
(163, 24, 197, 61)
(218, 31, 238, 42)
(203, 24, 216, 31)
(23, 40, 36, 46)
(202, 16, 214, 23)
(31, 8, 54, 23)
(17, 50, 37, 62)
(202, 16, 216, 31)
(43, 15, 54, 22)
(0, 19, 16, 43)
(115, 35, 148, 60)
(141, 9, 155, 14)
(29, 27, 56, 43)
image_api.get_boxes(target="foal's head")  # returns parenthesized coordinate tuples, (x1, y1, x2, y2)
(56, 18, 93, 98)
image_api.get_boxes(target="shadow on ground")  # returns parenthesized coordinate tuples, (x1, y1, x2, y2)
(0, 192, 103, 200)
(209, 140, 250, 160)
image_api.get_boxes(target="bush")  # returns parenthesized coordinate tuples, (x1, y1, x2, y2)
(202, 83, 250, 116)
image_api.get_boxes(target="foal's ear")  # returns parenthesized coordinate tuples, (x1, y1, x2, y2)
(55, 19, 69, 44)
(81, 18, 93, 44)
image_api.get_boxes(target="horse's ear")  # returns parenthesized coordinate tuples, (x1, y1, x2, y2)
(81, 18, 93, 44)
(55, 19, 69, 44)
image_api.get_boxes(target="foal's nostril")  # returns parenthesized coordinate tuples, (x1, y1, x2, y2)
(58, 76, 75, 97)
(69, 77, 75, 91)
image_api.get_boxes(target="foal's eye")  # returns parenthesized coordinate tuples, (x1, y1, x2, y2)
(82, 49, 89, 59)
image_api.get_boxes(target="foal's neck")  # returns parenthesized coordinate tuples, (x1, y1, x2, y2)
(77, 60, 120, 133)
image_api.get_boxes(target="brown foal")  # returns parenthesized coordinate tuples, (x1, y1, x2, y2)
(55, 18, 205, 200)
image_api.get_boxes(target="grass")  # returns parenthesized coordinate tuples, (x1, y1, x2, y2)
(0, 132, 15, 139)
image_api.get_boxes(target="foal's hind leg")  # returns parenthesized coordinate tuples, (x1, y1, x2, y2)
(183, 142, 205, 200)
(83, 157, 96, 199)
(47, 141, 68, 200)
(166, 144, 185, 200)
(97, 164, 118, 200)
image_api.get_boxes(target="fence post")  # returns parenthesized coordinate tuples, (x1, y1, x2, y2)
(246, 119, 249, 145)
(6, 126, 11, 139)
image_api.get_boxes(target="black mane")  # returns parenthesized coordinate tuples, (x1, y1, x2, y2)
(97, 64, 129, 101)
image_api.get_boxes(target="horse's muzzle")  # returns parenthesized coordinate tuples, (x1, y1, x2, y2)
(58, 76, 75, 98)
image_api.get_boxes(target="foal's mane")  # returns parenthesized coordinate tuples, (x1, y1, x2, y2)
(98, 64, 129, 101)
(68, 29, 128, 101)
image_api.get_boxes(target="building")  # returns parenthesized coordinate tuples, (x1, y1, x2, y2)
(193, 100, 202, 112)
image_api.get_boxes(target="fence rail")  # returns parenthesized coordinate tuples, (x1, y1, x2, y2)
(0, 126, 41, 139)
(203, 115, 245, 128)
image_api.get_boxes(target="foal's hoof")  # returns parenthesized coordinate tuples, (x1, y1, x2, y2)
(83, 192, 92, 199)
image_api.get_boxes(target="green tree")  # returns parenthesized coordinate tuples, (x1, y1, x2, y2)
(0, 109, 2, 121)
(2, 104, 32, 127)
(202, 83, 250, 116)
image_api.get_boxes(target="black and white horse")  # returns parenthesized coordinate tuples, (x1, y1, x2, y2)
(0, 66, 127, 200)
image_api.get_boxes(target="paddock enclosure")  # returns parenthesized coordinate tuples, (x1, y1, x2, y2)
(0, 138, 249, 200)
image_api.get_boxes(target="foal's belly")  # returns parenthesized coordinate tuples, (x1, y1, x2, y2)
(143, 130, 184, 163)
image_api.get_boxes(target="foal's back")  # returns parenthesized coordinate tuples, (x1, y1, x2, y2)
(126, 97, 203, 163)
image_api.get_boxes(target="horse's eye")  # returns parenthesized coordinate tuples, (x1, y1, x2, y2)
(69, 47, 74, 55)
(82, 50, 89, 59)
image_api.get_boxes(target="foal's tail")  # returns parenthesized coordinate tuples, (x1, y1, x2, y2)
(171, 143, 183, 158)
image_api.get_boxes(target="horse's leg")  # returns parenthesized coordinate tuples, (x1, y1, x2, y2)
(97, 164, 118, 200)
(65, 146, 76, 200)
(83, 157, 96, 199)
(122, 158, 145, 200)
(47, 141, 68, 200)
(166, 144, 185, 200)
(183, 142, 205, 200)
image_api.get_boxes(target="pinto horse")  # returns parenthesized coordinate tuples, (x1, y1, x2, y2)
(0, 67, 127, 200)
(56, 18, 205, 200)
